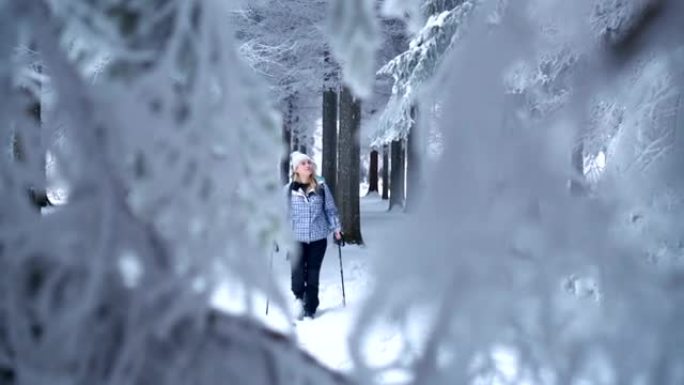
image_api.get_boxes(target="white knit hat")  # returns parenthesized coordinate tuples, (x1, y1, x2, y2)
(291, 151, 313, 171)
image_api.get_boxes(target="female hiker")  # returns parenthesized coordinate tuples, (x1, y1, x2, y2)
(286, 151, 343, 319)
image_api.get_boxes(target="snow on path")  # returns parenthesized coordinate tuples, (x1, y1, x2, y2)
(212, 195, 407, 374)
(289, 195, 403, 372)
(211, 194, 525, 384)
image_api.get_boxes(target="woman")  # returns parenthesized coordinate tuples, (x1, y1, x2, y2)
(287, 151, 343, 319)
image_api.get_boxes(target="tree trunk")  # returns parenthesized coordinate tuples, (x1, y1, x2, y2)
(280, 95, 295, 184)
(289, 94, 307, 156)
(368, 150, 378, 194)
(292, 135, 300, 155)
(389, 139, 405, 210)
(322, 80, 338, 196)
(337, 86, 363, 244)
(280, 122, 291, 184)
(287, 93, 304, 155)
(404, 105, 419, 211)
(382, 144, 389, 200)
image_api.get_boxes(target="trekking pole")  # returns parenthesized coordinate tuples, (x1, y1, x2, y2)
(265, 243, 277, 315)
(336, 235, 346, 307)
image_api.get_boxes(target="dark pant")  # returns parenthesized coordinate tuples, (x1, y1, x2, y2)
(290, 238, 327, 315)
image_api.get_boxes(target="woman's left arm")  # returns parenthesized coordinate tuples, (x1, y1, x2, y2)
(322, 183, 342, 233)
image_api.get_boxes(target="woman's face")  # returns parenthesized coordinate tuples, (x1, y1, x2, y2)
(295, 159, 313, 179)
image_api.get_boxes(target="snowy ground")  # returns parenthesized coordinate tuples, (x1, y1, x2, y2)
(42, 189, 520, 383)
(212, 194, 403, 373)
(212, 195, 521, 384)
(43, 180, 404, 374)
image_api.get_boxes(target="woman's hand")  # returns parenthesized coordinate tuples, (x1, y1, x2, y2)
(334, 232, 345, 247)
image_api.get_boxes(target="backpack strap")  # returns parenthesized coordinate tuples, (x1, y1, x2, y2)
(318, 182, 326, 203)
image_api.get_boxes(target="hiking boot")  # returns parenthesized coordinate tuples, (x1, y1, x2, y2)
(293, 298, 305, 320)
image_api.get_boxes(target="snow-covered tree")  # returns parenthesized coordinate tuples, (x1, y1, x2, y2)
(233, 0, 331, 98)
(4, 0, 684, 384)
(0, 0, 350, 383)
(350, 0, 684, 384)
(372, 0, 476, 145)
(232, 0, 331, 152)
(327, 0, 381, 99)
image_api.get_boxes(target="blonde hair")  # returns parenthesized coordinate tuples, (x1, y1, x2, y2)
(291, 169, 319, 192)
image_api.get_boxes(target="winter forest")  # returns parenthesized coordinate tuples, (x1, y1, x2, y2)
(1, 0, 684, 384)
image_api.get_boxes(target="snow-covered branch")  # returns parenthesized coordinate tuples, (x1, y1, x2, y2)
(372, 0, 475, 145)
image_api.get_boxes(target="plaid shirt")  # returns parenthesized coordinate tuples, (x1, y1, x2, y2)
(286, 182, 342, 243)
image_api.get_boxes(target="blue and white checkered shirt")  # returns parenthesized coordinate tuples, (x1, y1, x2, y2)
(286, 182, 342, 243)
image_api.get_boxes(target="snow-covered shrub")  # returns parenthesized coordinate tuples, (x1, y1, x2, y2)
(0, 1, 339, 384)
(354, 1, 684, 384)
